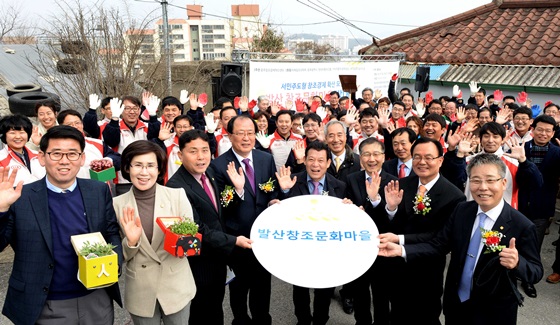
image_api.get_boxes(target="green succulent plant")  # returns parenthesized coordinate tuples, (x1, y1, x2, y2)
(168, 219, 199, 236)
(79, 241, 117, 259)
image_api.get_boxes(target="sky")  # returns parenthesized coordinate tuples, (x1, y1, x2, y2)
(22, 0, 491, 44)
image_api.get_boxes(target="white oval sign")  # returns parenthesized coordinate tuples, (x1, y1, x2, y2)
(251, 195, 379, 288)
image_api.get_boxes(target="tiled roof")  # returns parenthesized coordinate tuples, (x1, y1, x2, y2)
(359, 0, 560, 66)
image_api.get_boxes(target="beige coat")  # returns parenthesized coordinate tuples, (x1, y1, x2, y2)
(113, 184, 196, 318)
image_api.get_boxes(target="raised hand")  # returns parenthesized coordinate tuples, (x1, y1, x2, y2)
(238, 96, 249, 112)
(146, 95, 160, 116)
(120, 206, 142, 247)
(452, 85, 461, 98)
(469, 81, 480, 96)
(384, 180, 403, 211)
(503, 139, 526, 163)
(493, 89, 504, 105)
(457, 132, 475, 156)
(275, 166, 297, 191)
(344, 107, 358, 127)
(256, 130, 272, 149)
(495, 109, 511, 124)
(295, 99, 306, 112)
(376, 108, 390, 129)
(446, 128, 462, 151)
(516, 91, 528, 105)
(198, 93, 208, 107)
(386, 121, 396, 134)
(293, 140, 306, 162)
(499, 238, 519, 269)
(271, 102, 280, 115)
(374, 89, 382, 100)
(425, 91, 433, 105)
(204, 114, 218, 133)
(0, 167, 23, 212)
(179, 89, 189, 104)
(142, 90, 152, 107)
(110, 97, 124, 120)
(30, 125, 42, 146)
(415, 99, 425, 117)
(316, 106, 328, 121)
(365, 172, 381, 201)
(463, 118, 479, 133)
(226, 161, 245, 192)
(456, 106, 466, 122)
(310, 101, 320, 113)
(189, 93, 199, 110)
(89, 93, 101, 110)
(391, 73, 398, 81)
(158, 122, 173, 141)
(285, 99, 294, 111)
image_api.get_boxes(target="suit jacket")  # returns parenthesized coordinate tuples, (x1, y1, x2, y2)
(406, 201, 543, 324)
(279, 171, 346, 199)
(210, 148, 278, 237)
(0, 178, 122, 325)
(519, 141, 560, 219)
(113, 184, 196, 318)
(345, 170, 397, 233)
(327, 146, 361, 183)
(167, 166, 237, 285)
(392, 174, 466, 244)
(382, 158, 416, 179)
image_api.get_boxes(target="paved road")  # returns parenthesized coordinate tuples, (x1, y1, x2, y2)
(1, 220, 559, 324)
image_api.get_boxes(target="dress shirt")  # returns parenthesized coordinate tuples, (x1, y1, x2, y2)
(397, 158, 413, 177)
(45, 177, 78, 193)
(231, 149, 255, 199)
(306, 174, 326, 194)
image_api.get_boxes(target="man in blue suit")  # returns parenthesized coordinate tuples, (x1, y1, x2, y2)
(0, 126, 122, 325)
(210, 115, 278, 325)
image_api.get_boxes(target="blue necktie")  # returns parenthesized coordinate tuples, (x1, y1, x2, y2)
(458, 212, 488, 302)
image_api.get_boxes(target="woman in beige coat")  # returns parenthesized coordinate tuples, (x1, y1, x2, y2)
(115, 140, 196, 324)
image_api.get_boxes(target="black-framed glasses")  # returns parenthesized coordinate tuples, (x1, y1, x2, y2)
(412, 155, 442, 163)
(46, 151, 83, 161)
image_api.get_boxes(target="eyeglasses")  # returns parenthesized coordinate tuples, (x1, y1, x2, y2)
(303, 123, 319, 129)
(534, 127, 554, 134)
(130, 163, 158, 171)
(469, 177, 503, 185)
(64, 121, 82, 127)
(392, 107, 404, 112)
(361, 152, 384, 158)
(412, 155, 441, 163)
(46, 151, 83, 161)
(232, 131, 256, 137)
(124, 106, 140, 112)
(360, 119, 377, 125)
(513, 117, 531, 122)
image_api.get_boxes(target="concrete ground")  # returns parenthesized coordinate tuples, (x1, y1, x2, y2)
(1, 218, 559, 325)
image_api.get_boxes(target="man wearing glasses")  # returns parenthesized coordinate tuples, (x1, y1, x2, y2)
(0, 125, 122, 324)
(101, 96, 159, 194)
(378, 137, 465, 324)
(210, 115, 278, 325)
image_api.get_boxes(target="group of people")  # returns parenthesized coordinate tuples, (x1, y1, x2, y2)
(0, 75, 558, 325)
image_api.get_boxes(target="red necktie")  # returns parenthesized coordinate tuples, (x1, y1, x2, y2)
(200, 173, 217, 210)
(398, 164, 406, 178)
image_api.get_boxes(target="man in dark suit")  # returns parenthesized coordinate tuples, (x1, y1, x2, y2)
(167, 129, 253, 325)
(382, 127, 416, 179)
(379, 153, 543, 325)
(276, 140, 348, 325)
(345, 137, 398, 325)
(379, 137, 466, 325)
(210, 115, 278, 325)
(0, 126, 122, 325)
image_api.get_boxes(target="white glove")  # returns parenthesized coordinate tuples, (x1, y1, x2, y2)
(110, 98, 124, 120)
(415, 102, 425, 117)
(469, 81, 480, 96)
(146, 95, 160, 116)
(316, 106, 328, 121)
(256, 131, 271, 149)
(89, 94, 101, 110)
(204, 114, 218, 134)
(180, 90, 189, 104)
(452, 85, 460, 97)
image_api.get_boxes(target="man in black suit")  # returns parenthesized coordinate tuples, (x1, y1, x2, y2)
(379, 137, 466, 325)
(382, 127, 416, 179)
(167, 130, 253, 325)
(325, 120, 361, 183)
(276, 140, 348, 325)
(210, 115, 278, 325)
(0, 126, 122, 325)
(345, 137, 398, 325)
(379, 153, 543, 325)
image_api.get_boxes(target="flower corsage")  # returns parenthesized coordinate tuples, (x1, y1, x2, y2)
(480, 228, 506, 253)
(413, 193, 431, 215)
(258, 178, 275, 193)
(220, 185, 235, 207)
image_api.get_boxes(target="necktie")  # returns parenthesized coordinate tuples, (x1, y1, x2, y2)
(335, 157, 341, 172)
(418, 184, 427, 197)
(312, 181, 320, 195)
(458, 212, 488, 302)
(398, 163, 406, 178)
(200, 173, 217, 210)
(242, 158, 256, 193)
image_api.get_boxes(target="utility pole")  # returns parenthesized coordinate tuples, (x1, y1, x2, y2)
(161, 0, 172, 95)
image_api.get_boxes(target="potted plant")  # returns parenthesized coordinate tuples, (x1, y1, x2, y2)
(71, 233, 119, 289)
(89, 159, 116, 182)
(156, 217, 202, 257)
